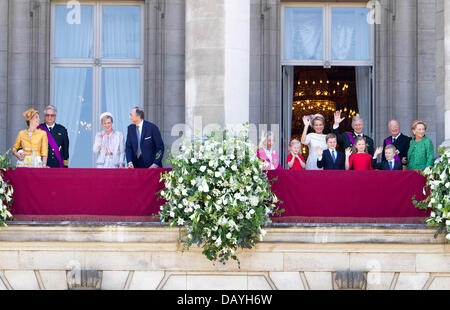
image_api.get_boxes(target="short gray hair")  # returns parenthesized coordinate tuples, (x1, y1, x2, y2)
(101, 115, 113, 123)
(44, 105, 57, 114)
(352, 116, 364, 124)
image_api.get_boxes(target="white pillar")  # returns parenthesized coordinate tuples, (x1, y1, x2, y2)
(0, 0, 8, 153)
(185, 0, 250, 135)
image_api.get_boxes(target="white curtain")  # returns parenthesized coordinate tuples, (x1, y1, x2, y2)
(102, 68, 140, 140)
(356, 66, 370, 136)
(102, 6, 140, 59)
(55, 67, 92, 167)
(55, 5, 93, 58)
(285, 8, 323, 60)
(332, 8, 370, 61)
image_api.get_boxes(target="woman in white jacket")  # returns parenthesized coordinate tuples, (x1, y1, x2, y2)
(93, 112, 125, 168)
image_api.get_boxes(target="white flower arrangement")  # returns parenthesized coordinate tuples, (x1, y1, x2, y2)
(158, 125, 283, 264)
(0, 150, 14, 227)
(413, 147, 450, 241)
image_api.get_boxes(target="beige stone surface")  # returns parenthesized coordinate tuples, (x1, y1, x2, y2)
(366, 272, 396, 290)
(349, 253, 416, 272)
(4, 271, 40, 290)
(416, 254, 450, 272)
(247, 275, 273, 290)
(269, 272, 305, 290)
(427, 276, 450, 290)
(17, 251, 84, 270)
(304, 272, 333, 290)
(101, 271, 130, 290)
(284, 253, 349, 272)
(394, 273, 430, 290)
(0, 251, 20, 269)
(128, 271, 165, 290)
(162, 274, 187, 290)
(84, 251, 152, 271)
(39, 271, 68, 290)
(0, 275, 7, 290)
(186, 274, 247, 290)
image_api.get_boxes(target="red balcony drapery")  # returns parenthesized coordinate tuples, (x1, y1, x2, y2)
(4, 168, 428, 223)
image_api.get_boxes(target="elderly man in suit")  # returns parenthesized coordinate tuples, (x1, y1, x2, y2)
(125, 107, 164, 169)
(38, 105, 70, 168)
(332, 111, 375, 156)
(382, 120, 412, 167)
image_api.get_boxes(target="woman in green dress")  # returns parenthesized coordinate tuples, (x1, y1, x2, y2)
(407, 120, 434, 170)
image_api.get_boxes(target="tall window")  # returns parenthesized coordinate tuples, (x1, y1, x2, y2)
(282, 3, 373, 66)
(51, 2, 144, 168)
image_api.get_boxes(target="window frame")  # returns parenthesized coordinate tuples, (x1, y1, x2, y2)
(50, 1, 145, 167)
(281, 2, 374, 67)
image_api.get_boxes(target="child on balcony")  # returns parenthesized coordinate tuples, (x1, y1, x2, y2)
(345, 137, 373, 171)
(316, 133, 345, 170)
(286, 140, 306, 171)
(372, 145, 403, 171)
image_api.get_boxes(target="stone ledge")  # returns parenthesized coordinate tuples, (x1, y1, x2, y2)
(0, 223, 444, 245)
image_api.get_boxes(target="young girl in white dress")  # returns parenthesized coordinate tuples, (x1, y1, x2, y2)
(93, 112, 125, 169)
(301, 114, 327, 171)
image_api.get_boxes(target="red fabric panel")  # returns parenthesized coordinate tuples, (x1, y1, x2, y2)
(4, 168, 429, 223)
(268, 170, 429, 220)
(5, 168, 169, 218)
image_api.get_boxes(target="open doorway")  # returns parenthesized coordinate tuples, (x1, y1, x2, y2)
(282, 65, 372, 162)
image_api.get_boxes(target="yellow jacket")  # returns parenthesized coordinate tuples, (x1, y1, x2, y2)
(13, 129, 48, 157)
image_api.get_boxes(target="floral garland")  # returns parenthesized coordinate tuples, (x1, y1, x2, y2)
(0, 150, 14, 227)
(413, 147, 450, 241)
(158, 126, 283, 265)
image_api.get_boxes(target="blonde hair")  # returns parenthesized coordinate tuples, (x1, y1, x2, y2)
(411, 120, 427, 132)
(290, 139, 301, 147)
(385, 144, 397, 153)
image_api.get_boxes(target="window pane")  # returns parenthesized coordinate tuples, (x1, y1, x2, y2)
(284, 8, 323, 61)
(102, 68, 141, 143)
(103, 6, 141, 59)
(55, 5, 93, 58)
(54, 67, 93, 168)
(332, 8, 371, 61)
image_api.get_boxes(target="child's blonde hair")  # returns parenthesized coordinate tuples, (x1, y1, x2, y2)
(290, 139, 301, 147)
(385, 144, 397, 153)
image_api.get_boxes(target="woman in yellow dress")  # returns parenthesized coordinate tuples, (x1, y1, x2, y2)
(12, 108, 49, 168)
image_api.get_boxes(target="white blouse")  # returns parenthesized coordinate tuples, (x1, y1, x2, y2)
(93, 131, 125, 168)
(303, 133, 327, 171)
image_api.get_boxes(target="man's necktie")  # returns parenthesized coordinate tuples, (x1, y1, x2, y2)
(389, 161, 393, 170)
(393, 137, 396, 144)
(332, 150, 336, 163)
(136, 126, 142, 158)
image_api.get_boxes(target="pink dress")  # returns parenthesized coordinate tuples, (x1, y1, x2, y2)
(257, 148, 283, 171)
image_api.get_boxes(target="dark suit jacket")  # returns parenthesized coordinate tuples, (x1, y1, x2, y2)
(40, 123, 69, 168)
(317, 149, 346, 170)
(382, 133, 412, 163)
(126, 120, 164, 168)
(371, 159, 403, 171)
(333, 126, 375, 156)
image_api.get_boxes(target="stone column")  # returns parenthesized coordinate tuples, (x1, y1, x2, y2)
(444, 0, 450, 146)
(7, 0, 32, 150)
(0, 0, 8, 153)
(392, 0, 417, 134)
(185, 0, 250, 133)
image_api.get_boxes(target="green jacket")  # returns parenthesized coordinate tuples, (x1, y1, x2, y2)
(407, 136, 434, 170)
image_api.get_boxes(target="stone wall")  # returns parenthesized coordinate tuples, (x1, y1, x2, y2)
(0, 223, 448, 290)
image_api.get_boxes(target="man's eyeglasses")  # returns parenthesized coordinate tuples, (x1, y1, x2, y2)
(45, 114, 56, 117)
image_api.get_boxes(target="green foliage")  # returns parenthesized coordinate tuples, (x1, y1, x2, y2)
(413, 147, 450, 241)
(158, 126, 283, 265)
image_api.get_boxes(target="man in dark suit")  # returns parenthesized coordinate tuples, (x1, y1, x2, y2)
(316, 134, 345, 170)
(382, 120, 412, 167)
(126, 107, 164, 169)
(372, 145, 403, 171)
(332, 111, 375, 156)
(38, 105, 69, 168)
